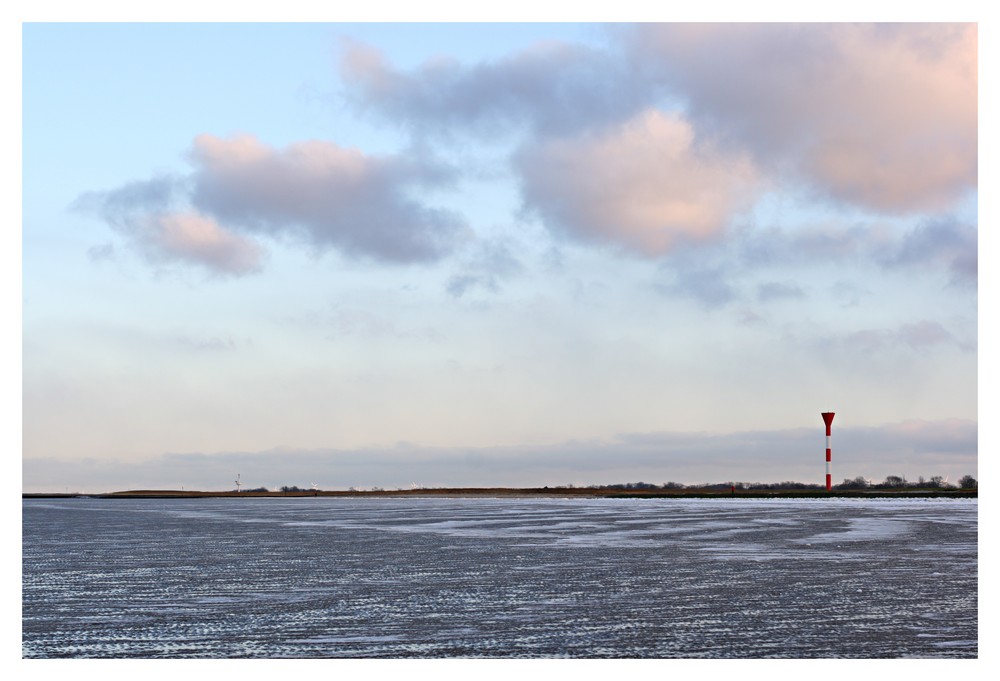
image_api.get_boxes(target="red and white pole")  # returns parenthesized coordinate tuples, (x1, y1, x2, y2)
(822, 412, 835, 491)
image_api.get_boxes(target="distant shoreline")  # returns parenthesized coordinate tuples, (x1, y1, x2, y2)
(22, 487, 977, 500)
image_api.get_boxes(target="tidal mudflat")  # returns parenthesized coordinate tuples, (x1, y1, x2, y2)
(22, 497, 977, 658)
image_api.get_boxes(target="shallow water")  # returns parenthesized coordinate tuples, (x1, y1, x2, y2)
(22, 497, 977, 658)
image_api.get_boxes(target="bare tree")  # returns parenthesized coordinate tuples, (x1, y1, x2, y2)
(958, 475, 977, 489)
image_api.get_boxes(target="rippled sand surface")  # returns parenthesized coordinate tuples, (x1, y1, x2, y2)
(22, 497, 977, 658)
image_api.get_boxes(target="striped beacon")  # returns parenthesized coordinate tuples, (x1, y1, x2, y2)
(822, 412, 835, 491)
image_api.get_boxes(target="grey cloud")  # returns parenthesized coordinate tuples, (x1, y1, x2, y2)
(789, 226, 876, 260)
(86, 242, 116, 262)
(879, 218, 977, 285)
(736, 308, 766, 326)
(657, 265, 738, 309)
(739, 219, 976, 288)
(739, 224, 877, 268)
(338, 39, 647, 140)
(22, 419, 976, 493)
(446, 274, 497, 298)
(643, 214, 972, 312)
(757, 281, 805, 302)
(78, 136, 469, 274)
(73, 175, 184, 223)
(446, 239, 524, 298)
(187, 135, 468, 264)
(474, 240, 524, 278)
(75, 176, 265, 277)
(610, 420, 977, 482)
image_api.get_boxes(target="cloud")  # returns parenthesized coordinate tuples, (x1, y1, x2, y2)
(78, 135, 469, 274)
(86, 242, 115, 262)
(737, 223, 892, 273)
(832, 320, 969, 354)
(896, 321, 963, 350)
(75, 177, 265, 276)
(74, 174, 182, 218)
(516, 109, 761, 255)
(757, 281, 805, 302)
(656, 264, 738, 309)
(340, 25, 975, 221)
(879, 218, 978, 285)
(624, 23, 977, 213)
(338, 38, 646, 139)
(446, 239, 524, 298)
(76, 25, 978, 277)
(736, 308, 766, 326)
(22, 419, 976, 492)
(136, 213, 266, 275)
(446, 274, 496, 298)
(187, 134, 468, 263)
(738, 218, 976, 287)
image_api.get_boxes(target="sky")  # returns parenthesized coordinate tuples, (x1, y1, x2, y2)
(18, 16, 982, 493)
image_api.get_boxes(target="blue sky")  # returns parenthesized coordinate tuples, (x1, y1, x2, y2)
(19, 18, 980, 492)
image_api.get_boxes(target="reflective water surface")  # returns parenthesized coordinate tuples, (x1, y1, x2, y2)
(22, 497, 977, 658)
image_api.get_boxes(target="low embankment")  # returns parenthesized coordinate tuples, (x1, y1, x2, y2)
(22, 487, 977, 500)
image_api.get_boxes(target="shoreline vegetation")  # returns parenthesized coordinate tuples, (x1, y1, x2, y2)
(23, 486, 977, 500)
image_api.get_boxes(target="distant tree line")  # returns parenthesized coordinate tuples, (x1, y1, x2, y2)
(581, 481, 825, 491)
(573, 475, 977, 491)
(239, 476, 977, 493)
(839, 474, 977, 490)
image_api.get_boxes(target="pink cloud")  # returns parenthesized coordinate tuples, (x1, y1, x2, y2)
(139, 212, 264, 276)
(626, 23, 977, 213)
(516, 109, 761, 255)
